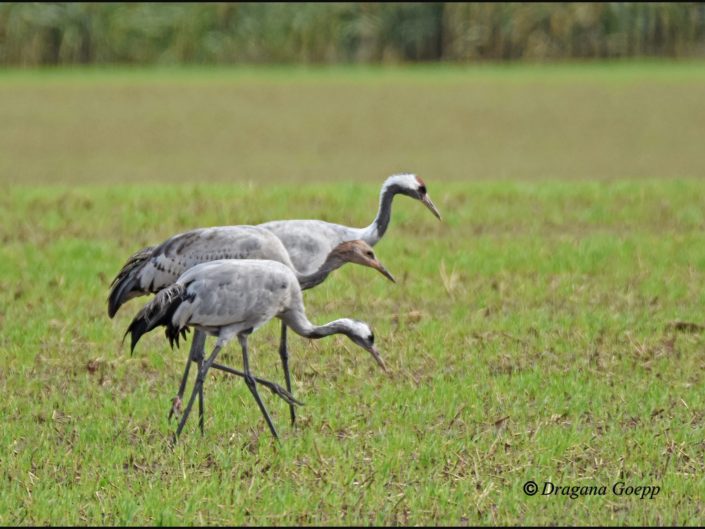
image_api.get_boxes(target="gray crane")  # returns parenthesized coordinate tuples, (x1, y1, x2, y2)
(108, 227, 393, 427)
(258, 173, 441, 424)
(126, 258, 385, 441)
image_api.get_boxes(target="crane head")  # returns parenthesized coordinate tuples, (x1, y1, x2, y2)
(342, 319, 388, 373)
(332, 240, 395, 283)
(386, 173, 442, 221)
(412, 175, 442, 221)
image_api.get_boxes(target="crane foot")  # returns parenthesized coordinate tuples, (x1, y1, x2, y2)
(168, 395, 183, 421)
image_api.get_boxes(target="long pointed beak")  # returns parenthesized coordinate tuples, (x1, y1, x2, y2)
(367, 345, 388, 373)
(421, 193, 442, 221)
(371, 260, 396, 283)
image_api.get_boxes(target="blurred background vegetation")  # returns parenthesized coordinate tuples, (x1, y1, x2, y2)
(1, 2, 705, 66)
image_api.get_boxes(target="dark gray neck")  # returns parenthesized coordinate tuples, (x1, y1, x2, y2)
(306, 319, 350, 339)
(362, 183, 404, 246)
(297, 255, 344, 291)
(280, 313, 350, 340)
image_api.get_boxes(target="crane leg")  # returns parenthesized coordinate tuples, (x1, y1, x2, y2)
(240, 334, 279, 441)
(197, 351, 205, 436)
(211, 362, 303, 407)
(174, 344, 222, 442)
(169, 330, 206, 421)
(278, 321, 297, 426)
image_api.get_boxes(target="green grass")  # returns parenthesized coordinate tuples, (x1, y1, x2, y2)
(1, 180, 705, 525)
(2, 63, 705, 524)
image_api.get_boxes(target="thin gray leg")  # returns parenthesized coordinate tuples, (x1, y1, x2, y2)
(240, 334, 279, 440)
(212, 362, 303, 406)
(197, 352, 205, 436)
(278, 321, 297, 426)
(169, 330, 206, 421)
(174, 344, 221, 441)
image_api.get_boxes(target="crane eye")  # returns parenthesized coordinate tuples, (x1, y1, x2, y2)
(368, 333, 374, 343)
(366, 251, 373, 258)
(419, 185, 427, 194)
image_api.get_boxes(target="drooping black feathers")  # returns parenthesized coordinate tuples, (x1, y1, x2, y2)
(108, 245, 156, 318)
(124, 283, 190, 354)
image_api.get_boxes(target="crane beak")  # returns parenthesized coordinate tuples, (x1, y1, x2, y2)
(367, 345, 388, 373)
(371, 260, 396, 283)
(421, 193, 442, 221)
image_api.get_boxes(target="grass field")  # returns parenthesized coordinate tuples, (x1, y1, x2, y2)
(2, 62, 705, 185)
(2, 64, 705, 525)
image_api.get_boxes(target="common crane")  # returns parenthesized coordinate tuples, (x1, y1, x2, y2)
(127, 258, 384, 441)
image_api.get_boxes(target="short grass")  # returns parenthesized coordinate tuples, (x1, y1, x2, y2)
(2, 180, 705, 525)
(2, 63, 705, 525)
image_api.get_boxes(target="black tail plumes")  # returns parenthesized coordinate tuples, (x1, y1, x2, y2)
(107, 246, 155, 318)
(124, 283, 189, 354)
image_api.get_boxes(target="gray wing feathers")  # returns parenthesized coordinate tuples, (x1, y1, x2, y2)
(125, 283, 189, 352)
(107, 245, 157, 318)
(108, 226, 295, 317)
(142, 226, 295, 289)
